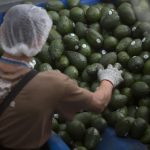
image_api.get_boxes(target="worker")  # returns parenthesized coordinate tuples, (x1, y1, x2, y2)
(0, 4, 123, 150)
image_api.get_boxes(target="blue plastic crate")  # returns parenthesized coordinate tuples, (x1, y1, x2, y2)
(47, 128, 148, 150)
(80, 0, 102, 5)
(96, 128, 148, 150)
(0, 1, 47, 25)
(59, 0, 102, 7)
(47, 133, 70, 150)
(0, 12, 5, 25)
(0, 0, 102, 24)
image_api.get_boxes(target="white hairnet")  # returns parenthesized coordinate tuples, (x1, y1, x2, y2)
(0, 4, 52, 57)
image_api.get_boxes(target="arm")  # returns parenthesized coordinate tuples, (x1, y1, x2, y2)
(55, 63, 123, 120)
(88, 63, 123, 112)
(89, 80, 113, 113)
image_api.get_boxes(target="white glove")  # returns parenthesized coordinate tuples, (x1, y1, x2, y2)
(98, 63, 123, 87)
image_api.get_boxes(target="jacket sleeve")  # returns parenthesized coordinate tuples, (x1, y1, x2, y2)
(55, 75, 93, 120)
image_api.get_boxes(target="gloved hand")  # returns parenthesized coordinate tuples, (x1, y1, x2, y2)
(98, 63, 123, 87)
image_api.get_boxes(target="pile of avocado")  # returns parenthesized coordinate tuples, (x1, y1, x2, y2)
(0, 0, 147, 149)
(35, 0, 150, 149)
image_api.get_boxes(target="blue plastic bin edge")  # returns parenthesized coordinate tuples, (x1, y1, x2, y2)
(0, 2, 46, 25)
(96, 128, 148, 150)
(0, 12, 5, 25)
(0, 0, 103, 24)
(58, 0, 103, 7)
(48, 133, 70, 150)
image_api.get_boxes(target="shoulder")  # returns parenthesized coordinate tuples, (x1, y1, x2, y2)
(35, 70, 69, 84)
(38, 70, 79, 89)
